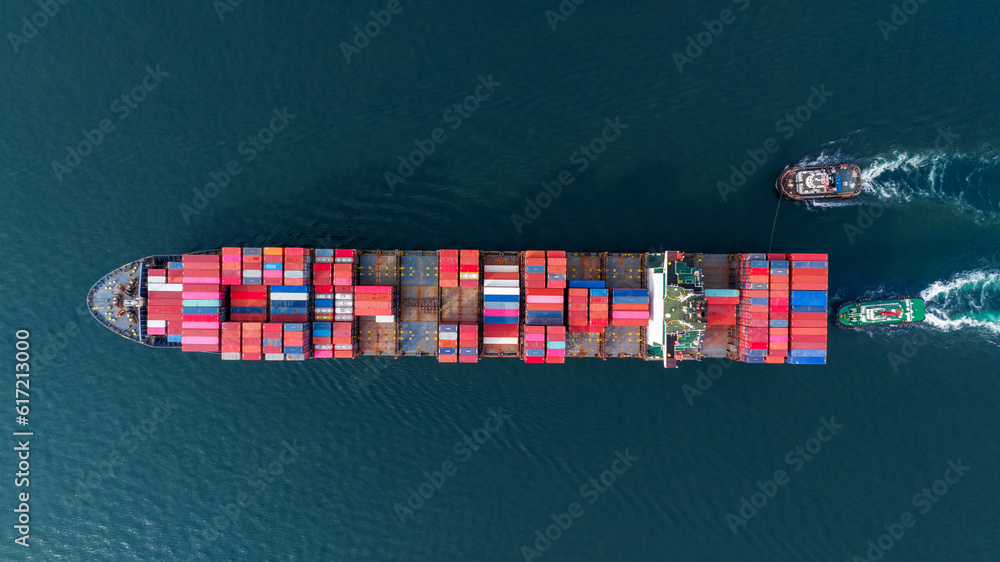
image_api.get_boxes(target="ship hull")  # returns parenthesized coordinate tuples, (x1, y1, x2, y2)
(88, 249, 832, 367)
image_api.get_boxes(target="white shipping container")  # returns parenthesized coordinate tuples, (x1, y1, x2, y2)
(334, 344, 353, 351)
(313, 344, 333, 351)
(484, 279, 519, 287)
(221, 352, 241, 361)
(483, 287, 519, 295)
(270, 293, 309, 301)
(316, 293, 334, 299)
(148, 283, 183, 292)
(147, 320, 167, 328)
(264, 353, 286, 361)
(334, 293, 354, 299)
(315, 257, 333, 263)
(483, 265, 518, 273)
(483, 337, 519, 345)
(375, 315, 395, 323)
(335, 307, 353, 314)
(459, 272, 479, 280)
(315, 307, 333, 314)
(243, 270, 263, 277)
(334, 314, 353, 321)
(439, 332, 458, 340)
(335, 257, 354, 263)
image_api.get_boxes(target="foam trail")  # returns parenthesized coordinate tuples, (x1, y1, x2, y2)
(794, 149, 1000, 217)
(920, 269, 1000, 336)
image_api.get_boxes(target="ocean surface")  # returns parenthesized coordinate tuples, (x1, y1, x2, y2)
(1, 1, 999, 560)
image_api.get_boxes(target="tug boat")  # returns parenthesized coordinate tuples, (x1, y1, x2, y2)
(776, 163, 862, 200)
(836, 297, 925, 328)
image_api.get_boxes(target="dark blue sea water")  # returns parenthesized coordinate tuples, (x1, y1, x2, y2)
(2, 1, 999, 560)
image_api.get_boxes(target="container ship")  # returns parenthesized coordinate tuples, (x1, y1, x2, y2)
(836, 297, 925, 328)
(776, 164, 862, 200)
(88, 249, 830, 367)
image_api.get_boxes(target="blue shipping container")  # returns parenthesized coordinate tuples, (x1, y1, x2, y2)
(614, 289, 647, 297)
(484, 294, 519, 302)
(769, 319, 789, 328)
(525, 310, 561, 319)
(589, 289, 609, 297)
(790, 349, 827, 357)
(459, 348, 477, 356)
(483, 317, 518, 324)
(438, 347, 457, 355)
(525, 349, 545, 357)
(787, 356, 827, 365)
(569, 280, 606, 288)
(749, 298, 769, 305)
(790, 305, 826, 313)
(742, 356, 766, 364)
(525, 265, 545, 273)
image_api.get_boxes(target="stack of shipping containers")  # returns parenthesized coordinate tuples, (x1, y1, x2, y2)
(545, 326, 565, 363)
(354, 286, 393, 323)
(525, 288, 563, 326)
(438, 323, 458, 363)
(546, 251, 567, 289)
(439, 250, 458, 287)
(312, 322, 333, 359)
(483, 264, 519, 346)
(460, 251, 479, 287)
(610, 289, 649, 326)
(241, 322, 262, 360)
(459, 324, 478, 363)
(737, 255, 769, 363)
(283, 323, 308, 360)
(766, 255, 790, 363)
(523, 326, 545, 363)
(180, 254, 223, 353)
(523, 251, 545, 289)
(242, 248, 263, 285)
(145, 268, 176, 338)
(788, 254, 829, 364)
(221, 322, 241, 360)
(221, 247, 242, 285)
(567, 287, 589, 331)
(262, 248, 284, 286)
(283, 248, 310, 286)
(269, 286, 309, 322)
(230, 285, 267, 321)
(333, 250, 356, 357)
(704, 289, 738, 326)
(589, 284, 609, 332)
(263, 323, 283, 360)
